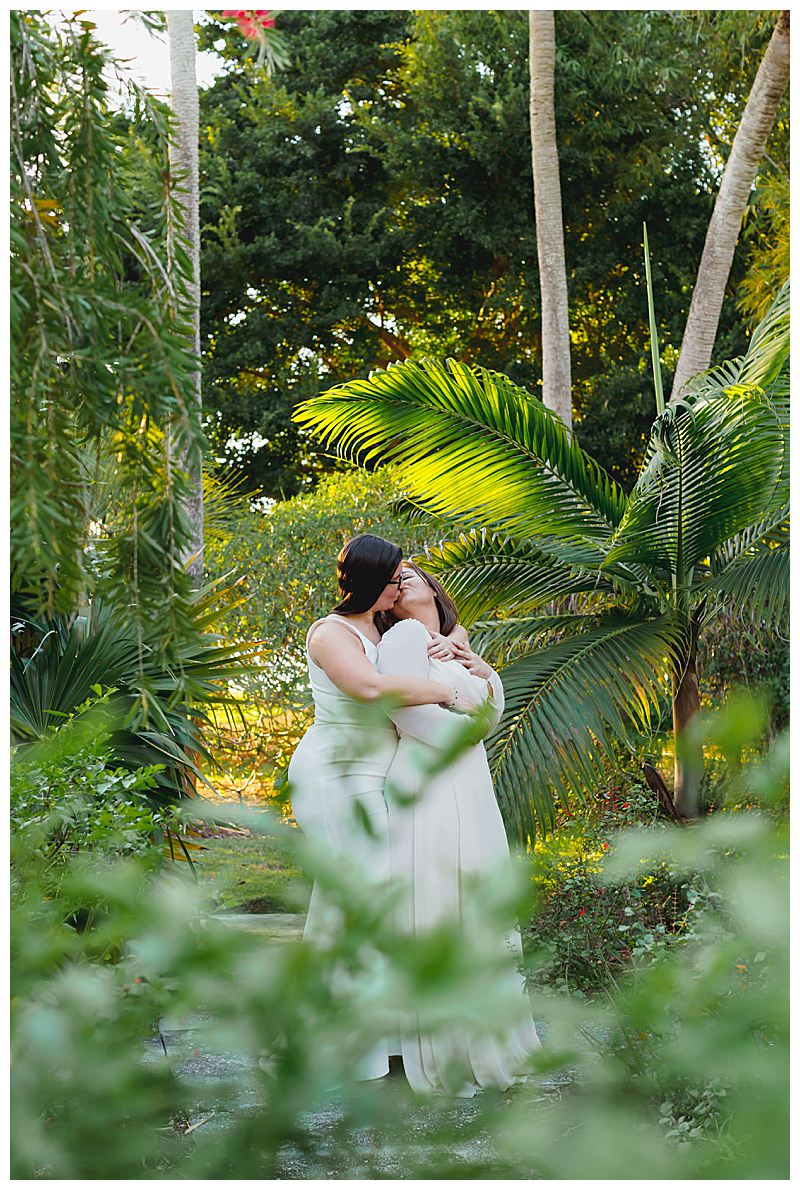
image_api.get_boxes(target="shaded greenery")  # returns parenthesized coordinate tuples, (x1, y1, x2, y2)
(197, 9, 787, 498)
(11, 581, 261, 808)
(11, 697, 789, 1177)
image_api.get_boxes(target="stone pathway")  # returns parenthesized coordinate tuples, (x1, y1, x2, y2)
(142, 909, 584, 1177)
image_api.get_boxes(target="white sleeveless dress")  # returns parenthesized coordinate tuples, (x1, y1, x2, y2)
(287, 613, 400, 1080)
(376, 618, 542, 1097)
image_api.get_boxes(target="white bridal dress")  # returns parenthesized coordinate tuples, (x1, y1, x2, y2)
(376, 617, 542, 1097)
(287, 613, 400, 1080)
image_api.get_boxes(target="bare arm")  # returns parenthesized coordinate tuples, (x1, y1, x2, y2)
(309, 621, 455, 706)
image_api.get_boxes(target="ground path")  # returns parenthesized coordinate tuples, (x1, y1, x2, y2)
(142, 909, 583, 1177)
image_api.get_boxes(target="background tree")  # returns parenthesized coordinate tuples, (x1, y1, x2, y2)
(167, 9, 204, 584)
(671, 10, 790, 399)
(10, 11, 201, 641)
(197, 10, 787, 500)
(529, 10, 571, 428)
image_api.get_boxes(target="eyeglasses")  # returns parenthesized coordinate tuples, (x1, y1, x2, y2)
(386, 575, 404, 588)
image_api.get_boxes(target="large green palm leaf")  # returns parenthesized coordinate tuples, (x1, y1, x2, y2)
(605, 388, 784, 577)
(294, 358, 627, 547)
(705, 517, 789, 632)
(487, 616, 683, 842)
(416, 530, 620, 626)
(608, 281, 790, 579)
(470, 612, 605, 664)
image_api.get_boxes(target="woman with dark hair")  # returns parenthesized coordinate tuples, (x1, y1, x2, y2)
(375, 560, 542, 1096)
(287, 534, 478, 1081)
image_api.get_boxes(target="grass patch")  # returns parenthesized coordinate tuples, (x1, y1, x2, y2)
(195, 828, 310, 913)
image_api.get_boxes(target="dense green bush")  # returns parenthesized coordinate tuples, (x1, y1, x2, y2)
(526, 775, 696, 996)
(697, 610, 789, 732)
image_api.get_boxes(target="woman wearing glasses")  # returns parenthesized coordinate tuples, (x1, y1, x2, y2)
(375, 561, 542, 1096)
(287, 533, 477, 1080)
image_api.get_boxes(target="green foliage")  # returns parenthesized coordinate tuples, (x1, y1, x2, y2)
(11, 706, 168, 868)
(295, 284, 789, 838)
(204, 467, 424, 781)
(10, 12, 203, 645)
(10, 699, 789, 1178)
(11, 580, 261, 806)
(198, 830, 307, 913)
(697, 613, 789, 734)
(196, 10, 786, 498)
(527, 777, 700, 996)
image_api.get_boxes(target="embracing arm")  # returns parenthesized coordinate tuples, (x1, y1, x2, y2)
(376, 620, 475, 746)
(308, 621, 457, 707)
(452, 631, 505, 731)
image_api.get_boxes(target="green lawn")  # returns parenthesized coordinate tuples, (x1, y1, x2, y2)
(195, 829, 310, 913)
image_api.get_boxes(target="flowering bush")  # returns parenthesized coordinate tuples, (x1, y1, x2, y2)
(524, 774, 697, 996)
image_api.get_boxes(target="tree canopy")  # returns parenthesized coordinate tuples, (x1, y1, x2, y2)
(198, 9, 788, 499)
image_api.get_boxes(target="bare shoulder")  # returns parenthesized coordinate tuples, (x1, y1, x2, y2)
(308, 618, 365, 662)
(449, 623, 470, 647)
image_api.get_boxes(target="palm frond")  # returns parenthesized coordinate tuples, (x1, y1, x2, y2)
(681, 280, 790, 399)
(294, 357, 627, 547)
(737, 278, 790, 391)
(470, 613, 602, 663)
(605, 387, 784, 577)
(705, 518, 789, 633)
(487, 616, 683, 843)
(412, 530, 617, 626)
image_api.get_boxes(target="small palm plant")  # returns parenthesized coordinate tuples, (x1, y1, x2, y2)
(294, 280, 789, 841)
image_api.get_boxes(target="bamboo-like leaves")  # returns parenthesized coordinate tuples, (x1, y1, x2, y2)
(294, 358, 627, 546)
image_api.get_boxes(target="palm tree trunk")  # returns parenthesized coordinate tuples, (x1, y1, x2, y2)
(528, 10, 572, 430)
(167, 10, 203, 585)
(670, 11, 790, 400)
(672, 616, 702, 820)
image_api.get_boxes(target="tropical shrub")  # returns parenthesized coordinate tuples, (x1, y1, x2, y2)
(294, 281, 789, 838)
(11, 580, 261, 809)
(527, 777, 703, 997)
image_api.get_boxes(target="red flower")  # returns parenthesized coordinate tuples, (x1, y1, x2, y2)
(602, 843, 609, 850)
(578, 909, 586, 916)
(623, 802, 629, 809)
(223, 9, 275, 40)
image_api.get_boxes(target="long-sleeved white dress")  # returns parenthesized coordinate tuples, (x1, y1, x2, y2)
(376, 617, 542, 1097)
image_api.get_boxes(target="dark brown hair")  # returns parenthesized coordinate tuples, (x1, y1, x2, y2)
(376, 560, 459, 635)
(331, 533, 403, 616)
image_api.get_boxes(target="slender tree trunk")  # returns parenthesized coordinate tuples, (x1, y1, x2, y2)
(528, 10, 572, 430)
(672, 616, 702, 820)
(670, 11, 790, 400)
(167, 10, 203, 584)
